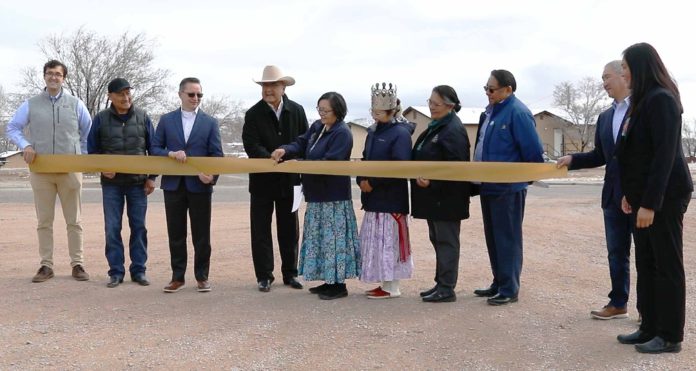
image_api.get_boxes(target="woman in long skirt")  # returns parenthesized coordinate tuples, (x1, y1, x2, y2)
(358, 83, 414, 299)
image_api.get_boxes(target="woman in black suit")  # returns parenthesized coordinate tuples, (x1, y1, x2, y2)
(616, 42, 693, 354)
(411, 85, 471, 303)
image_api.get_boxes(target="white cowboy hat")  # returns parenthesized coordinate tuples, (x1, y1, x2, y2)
(253, 65, 296, 86)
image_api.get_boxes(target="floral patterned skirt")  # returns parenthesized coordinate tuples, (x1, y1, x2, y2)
(299, 200, 361, 283)
(359, 212, 413, 283)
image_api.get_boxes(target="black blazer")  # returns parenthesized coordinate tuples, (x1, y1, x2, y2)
(242, 95, 308, 198)
(616, 87, 693, 211)
(410, 112, 471, 221)
(571, 105, 624, 208)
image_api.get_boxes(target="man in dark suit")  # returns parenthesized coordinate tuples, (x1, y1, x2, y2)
(557, 60, 633, 320)
(242, 65, 308, 292)
(152, 77, 223, 293)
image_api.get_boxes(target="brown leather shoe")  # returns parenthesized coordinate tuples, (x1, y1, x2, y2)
(197, 280, 211, 292)
(32, 266, 54, 283)
(71, 265, 90, 281)
(591, 305, 628, 320)
(163, 281, 185, 293)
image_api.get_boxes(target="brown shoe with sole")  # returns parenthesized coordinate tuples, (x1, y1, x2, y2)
(71, 265, 90, 281)
(32, 266, 54, 283)
(197, 280, 211, 292)
(163, 281, 185, 293)
(591, 305, 628, 320)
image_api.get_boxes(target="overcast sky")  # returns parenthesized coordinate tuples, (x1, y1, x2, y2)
(1, 0, 694, 122)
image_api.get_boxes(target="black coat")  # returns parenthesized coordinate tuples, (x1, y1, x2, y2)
(242, 95, 308, 198)
(616, 87, 693, 211)
(410, 112, 471, 220)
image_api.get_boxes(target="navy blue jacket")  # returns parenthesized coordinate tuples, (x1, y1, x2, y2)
(474, 94, 544, 195)
(281, 120, 353, 202)
(152, 109, 224, 193)
(410, 112, 471, 220)
(570, 105, 624, 208)
(357, 119, 413, 214)
(617, 87, 693, 211)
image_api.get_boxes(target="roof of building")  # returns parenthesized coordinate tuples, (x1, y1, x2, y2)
(347, 118, 373, 129)
(405, 105, 575, 124)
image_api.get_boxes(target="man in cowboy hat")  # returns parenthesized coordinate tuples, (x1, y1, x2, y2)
(242, 65, 308, 292)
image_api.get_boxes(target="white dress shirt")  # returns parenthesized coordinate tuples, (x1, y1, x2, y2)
(612, 97, 630, 143)
(181, 108, 198, 143)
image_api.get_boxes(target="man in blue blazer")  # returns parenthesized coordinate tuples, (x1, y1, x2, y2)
(473, 69, 544, 306)
(152, 77, 223, 293)
(557, 61, 633, 320)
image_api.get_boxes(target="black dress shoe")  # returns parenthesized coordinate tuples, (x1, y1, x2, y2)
(283, 277, 303, 289)
(258, 279, 272, 292)
(473, 286, 498, 297)
(131, 274, 150, 286)
(635, 336, 682, 353)
(487, 293, 518, 306)
(318, 284, 348, 300)
(617, 330, 654, 345)
(107, 276, 123, 288)
(419, 285, 438, 297)
(309, 283, 331, 294)
(422, 291, 456, 303)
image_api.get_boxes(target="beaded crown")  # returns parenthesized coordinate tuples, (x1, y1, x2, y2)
(371, 82, 397, 110)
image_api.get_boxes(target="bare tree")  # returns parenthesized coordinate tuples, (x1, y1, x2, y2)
(683, 118, 696, 160)
(0, 84, 8, 152)
(0, 84, 6, 118)
(20, 27, 172, 116)
(0, 85, 22, 152)
(552, 77, 609, 152)
(202, 95, 247, 151)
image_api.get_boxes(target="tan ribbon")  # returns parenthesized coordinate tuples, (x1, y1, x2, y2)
(29, 154, 566, 182)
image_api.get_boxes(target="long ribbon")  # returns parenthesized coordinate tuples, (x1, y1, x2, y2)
(29, 155, 566, 182)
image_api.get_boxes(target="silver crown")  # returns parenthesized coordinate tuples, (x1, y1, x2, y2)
(371, 82, 398, 110)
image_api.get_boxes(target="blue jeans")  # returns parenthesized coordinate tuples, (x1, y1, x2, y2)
(603, 205, 632, 308)
(102, 184, 148, 278)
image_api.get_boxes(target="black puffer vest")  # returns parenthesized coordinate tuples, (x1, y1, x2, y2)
(96, 106, 149, 185)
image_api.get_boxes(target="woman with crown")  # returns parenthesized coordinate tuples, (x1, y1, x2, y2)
(358, 83, 415, 299)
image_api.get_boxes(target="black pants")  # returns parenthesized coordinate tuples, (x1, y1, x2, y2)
(426, 219, 461, 293)
(634, 196, 690, 342)
(163, 184, 212, 282)
(250, 193, 299, 281)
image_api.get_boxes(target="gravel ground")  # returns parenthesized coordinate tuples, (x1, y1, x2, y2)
(1, 169, 695, 370)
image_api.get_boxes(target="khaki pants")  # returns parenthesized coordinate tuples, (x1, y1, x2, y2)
(29, 172, 84, 268)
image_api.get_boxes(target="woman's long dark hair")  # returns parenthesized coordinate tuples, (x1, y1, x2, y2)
(623, 42, 682, 116)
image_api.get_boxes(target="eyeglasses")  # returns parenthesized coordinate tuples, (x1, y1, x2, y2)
(182, 92, 203, 98)
(44, 72, 64, 78)
(483, 85, 504, 94)
(316, 107, 333, 115)
(426, 99, 449, 108)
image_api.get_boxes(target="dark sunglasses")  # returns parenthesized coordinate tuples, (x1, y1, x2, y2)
(483, 85, 505, 94)
(183, 92, 203, 98)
